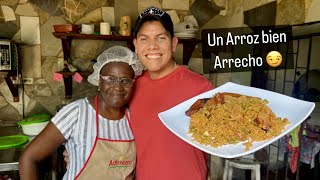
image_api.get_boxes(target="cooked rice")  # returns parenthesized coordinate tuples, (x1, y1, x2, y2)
(188, 93, 289, 151)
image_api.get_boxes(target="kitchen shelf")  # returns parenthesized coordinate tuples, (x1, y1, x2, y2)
(53, 33, 135, 61)
(53, 32, 201, 99)
(56, 71, 92, 76)
(56, 70, 92, 99)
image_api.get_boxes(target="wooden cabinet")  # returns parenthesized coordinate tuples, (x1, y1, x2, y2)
(53, 32, 201, 98)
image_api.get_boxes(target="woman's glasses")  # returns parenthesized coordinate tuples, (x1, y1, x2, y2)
(100, 75, 135, 88)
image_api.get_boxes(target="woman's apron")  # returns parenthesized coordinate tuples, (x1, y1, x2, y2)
(75, 95, 136, 180)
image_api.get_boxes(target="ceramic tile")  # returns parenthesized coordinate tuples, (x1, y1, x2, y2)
(173, 44, 183, 65)
(138, 0, 161, 13)
(188, 58, 203, 74)
(231, 71, 252, 86)
(162, 0, 189, 10)
(40, 16, 66, 56)
(268, 70, 276, 81)
(184, 15, 198, 27)
(34, 84, 52, 96)
(243, 0, 276, 11)
(0, 22, 19, 38)
(25, 99, 37, 115)
(1, 5, 16, 21)
(304, 0, 312, 20)
(34, 78, 47, 85)
(305, 0, 320, 22)
(310, 37, 320, 69)
(29, 0, 62, 16)
(57, 57, 64, 71)
(275, 69, 286, 83)
(212, 0, 227, 15)
(0, 0, 19, 7)
(276, 0, 305, 25)
(41, 56, 60, 97)
(225, 0, 243, 13)
(216, 73, 232, 86)
(297, 39, 309, 68)
(210, 156, 224, 180)
(202, 6, 244, 29)
(20, 16, 40, 45)
(0, 96, 8, 109)
(166, 10, 180, 25)
(38, 6, 50, 24)
(75, 8, 102, 25)
(57, 50, 64, 58)
(115, 0, 137, 29)
(33, 96, 60, 115)
(62, 0, 87, 23)
(275, 77, 284, 93)
(21, 45, 41, 78)
(71, 39, 100, 59)
(15, 3, 38, 16)
(212, 0, 227, 7)
(244, 1, 276, 26)
(190, 0, 220, 26)
(18, 0, 28, 4)
(284, 82, 294, 96)
(285, 69, 295, 81)
(102, 7, 115, 26)
(81, 0, 111, 14)
(0, 81, 30, 115)
(11, 30, 21, 41)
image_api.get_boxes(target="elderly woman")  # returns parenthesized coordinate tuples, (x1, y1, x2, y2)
(19, 46, 144, 180)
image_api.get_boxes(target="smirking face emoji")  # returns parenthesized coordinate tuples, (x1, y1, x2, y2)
(266, 51, 282, 67)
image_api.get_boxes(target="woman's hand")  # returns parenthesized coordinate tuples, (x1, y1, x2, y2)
(19, 122, 66, 180)
(63, 148, 70, 169)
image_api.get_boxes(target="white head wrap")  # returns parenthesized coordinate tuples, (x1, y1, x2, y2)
(88, 46, 144, 86)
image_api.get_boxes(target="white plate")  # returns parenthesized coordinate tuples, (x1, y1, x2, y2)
(158, 82, 315, 158)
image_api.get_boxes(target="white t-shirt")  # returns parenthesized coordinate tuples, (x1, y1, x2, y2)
(51, 98, 134, 180)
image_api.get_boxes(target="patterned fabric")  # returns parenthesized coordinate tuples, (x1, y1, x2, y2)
(280, 136, 320, 168)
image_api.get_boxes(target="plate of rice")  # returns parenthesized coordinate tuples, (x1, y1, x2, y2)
(158, 82, 315, 158)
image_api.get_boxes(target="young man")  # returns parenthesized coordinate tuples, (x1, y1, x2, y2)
(130, 6, 214, 180)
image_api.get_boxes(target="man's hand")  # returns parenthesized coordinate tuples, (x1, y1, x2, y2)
(63, 149, 70, 169)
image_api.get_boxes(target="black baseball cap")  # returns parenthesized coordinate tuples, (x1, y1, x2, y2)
(134, 6, 174, 38)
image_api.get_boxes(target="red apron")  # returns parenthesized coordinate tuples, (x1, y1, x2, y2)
(75, 96, 136, 180)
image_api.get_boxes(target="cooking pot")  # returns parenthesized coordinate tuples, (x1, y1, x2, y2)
(17, 114, 51, 136)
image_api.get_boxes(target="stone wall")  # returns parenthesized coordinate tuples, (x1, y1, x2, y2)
(0, 0, 319, 124)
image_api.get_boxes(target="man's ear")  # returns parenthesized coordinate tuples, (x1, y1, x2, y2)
(98, 80, 101, 88)
(133, 38, 137, 49)
(171, 36, 178, 53)
(98, 76, 103, 87)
